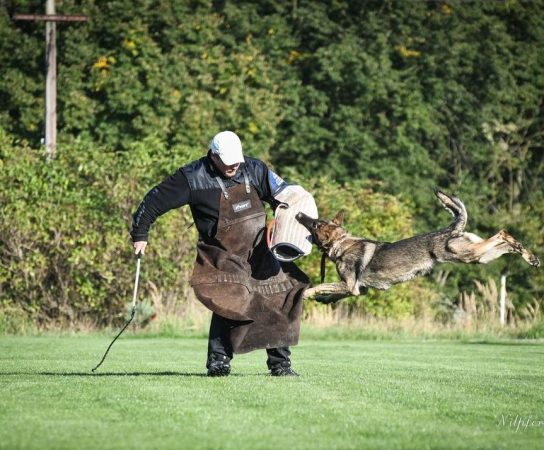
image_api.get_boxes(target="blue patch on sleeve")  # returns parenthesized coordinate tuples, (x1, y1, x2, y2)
(268, 170, 287, 195)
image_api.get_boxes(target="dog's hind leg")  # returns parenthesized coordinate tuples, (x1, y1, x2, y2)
(486, 230, 540, 267)
(447, 230, 540, 267)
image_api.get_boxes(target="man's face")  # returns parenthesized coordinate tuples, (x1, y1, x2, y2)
(211, 153, 240, 178)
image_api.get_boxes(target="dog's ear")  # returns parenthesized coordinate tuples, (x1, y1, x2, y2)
(333, 210, 345, 226)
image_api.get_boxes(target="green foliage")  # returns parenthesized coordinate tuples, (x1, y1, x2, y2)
(0, 131, 199, 326)
(517, 321, 544, 339)
(0, 0, 542, 326)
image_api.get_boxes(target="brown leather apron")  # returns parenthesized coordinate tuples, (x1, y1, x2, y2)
(190, 170, 309, 354)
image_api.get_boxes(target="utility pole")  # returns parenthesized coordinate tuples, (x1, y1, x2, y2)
(14, 0, 87, 161)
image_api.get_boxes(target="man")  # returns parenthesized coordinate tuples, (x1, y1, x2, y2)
(131, 131, 309, 377)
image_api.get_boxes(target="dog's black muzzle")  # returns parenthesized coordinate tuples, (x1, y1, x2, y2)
(295, 212, 315, 229)
(296, 212, 318, 244)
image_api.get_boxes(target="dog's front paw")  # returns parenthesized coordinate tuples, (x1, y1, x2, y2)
(349, 286, 369, 296)
(348, 282, 360, 296)
(315, 294, 339, 304)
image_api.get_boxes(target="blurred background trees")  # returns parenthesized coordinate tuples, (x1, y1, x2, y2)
(0, 0, 542, 330)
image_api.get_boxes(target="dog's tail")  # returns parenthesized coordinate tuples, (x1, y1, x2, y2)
(434, 190, 467, 235)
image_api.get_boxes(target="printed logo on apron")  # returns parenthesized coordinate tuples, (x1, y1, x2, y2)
(232, 199, 252, 213)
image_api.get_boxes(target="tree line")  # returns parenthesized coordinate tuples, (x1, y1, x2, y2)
(0, 0, 542, 329)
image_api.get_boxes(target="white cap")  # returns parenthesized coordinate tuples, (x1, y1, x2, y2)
(210, 131, 244, 165)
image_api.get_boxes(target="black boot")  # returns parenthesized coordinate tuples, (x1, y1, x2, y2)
(206, 353, 231, 377)
(206, 314, 233, 377)
(270, 360, 299, 377)
(267, 347, 298, 376)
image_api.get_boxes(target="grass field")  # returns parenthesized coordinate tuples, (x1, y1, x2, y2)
(1, 334, 543, 450)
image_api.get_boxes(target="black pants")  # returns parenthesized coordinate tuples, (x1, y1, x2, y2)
(206, 313, 291, 369)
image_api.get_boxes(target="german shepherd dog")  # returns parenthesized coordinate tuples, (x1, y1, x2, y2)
(297, 191, 540, 303)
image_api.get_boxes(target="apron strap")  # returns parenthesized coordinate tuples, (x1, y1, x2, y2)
(207, 157, 230, 199)
(215, 169, 251, 199)
(242, 169, 251, 194)
(215, 175, 229, 199)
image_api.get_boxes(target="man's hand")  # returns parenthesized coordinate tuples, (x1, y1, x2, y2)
(133, 241, 147, 255)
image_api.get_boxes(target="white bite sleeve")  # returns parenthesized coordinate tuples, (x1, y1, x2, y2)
(269, 185, 318, 262)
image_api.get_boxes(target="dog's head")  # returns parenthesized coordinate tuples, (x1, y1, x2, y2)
(296, 210, 347, 252)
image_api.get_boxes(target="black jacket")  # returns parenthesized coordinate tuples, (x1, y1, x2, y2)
(131, 152, 286, 242)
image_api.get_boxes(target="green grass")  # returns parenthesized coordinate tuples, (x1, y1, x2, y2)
(1, 335, 543, 450)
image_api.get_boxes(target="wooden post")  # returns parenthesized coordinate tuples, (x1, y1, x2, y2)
(45, 0, 57, 161)
(13, 2, 87, 161)
(500, 275, 507, 327)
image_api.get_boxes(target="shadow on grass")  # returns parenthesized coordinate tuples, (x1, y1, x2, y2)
(0, 371, 265, 377)
(43, 371, 208, 377)
(461, 340, 544, 347)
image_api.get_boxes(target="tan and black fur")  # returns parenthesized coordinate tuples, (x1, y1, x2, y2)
(297, 191, 540, 303)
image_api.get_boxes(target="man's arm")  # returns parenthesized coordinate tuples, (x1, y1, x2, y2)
(131, 169, 190, 252)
